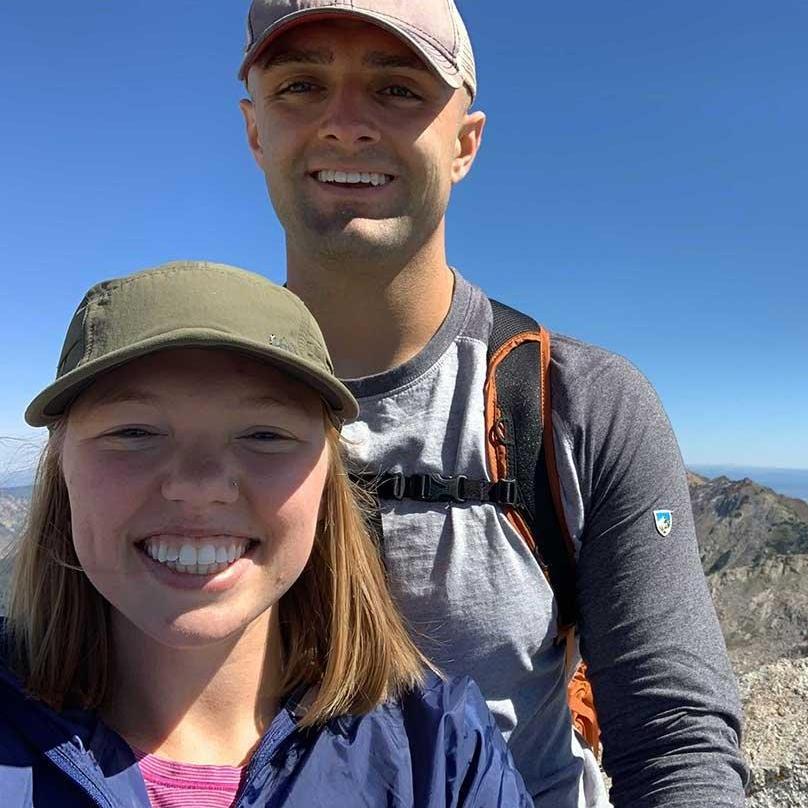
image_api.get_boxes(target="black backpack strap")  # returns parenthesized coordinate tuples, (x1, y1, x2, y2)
(353, 471, 519, 506)
(487, 299, 578, 629)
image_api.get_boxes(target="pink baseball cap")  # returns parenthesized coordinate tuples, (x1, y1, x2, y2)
(238, 0, 477, 99)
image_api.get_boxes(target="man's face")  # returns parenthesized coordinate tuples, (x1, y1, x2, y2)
(241, 19, 484, 268)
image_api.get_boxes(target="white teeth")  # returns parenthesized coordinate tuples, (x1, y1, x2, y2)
(142, 538, 250, 575)
(316, 170, 390, 187)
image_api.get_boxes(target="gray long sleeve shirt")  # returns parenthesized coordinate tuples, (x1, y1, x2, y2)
(342, 271, 748, 807)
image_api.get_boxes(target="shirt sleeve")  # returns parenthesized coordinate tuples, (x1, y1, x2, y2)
(555, 344, 749, 806)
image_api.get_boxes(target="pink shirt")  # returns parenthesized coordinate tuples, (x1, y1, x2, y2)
(135, 751, 244, 808)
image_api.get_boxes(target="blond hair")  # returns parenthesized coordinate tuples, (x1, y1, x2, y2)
(6, 421, 431, 725)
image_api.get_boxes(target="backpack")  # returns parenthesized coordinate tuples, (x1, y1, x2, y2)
(355, 298, 600, 754)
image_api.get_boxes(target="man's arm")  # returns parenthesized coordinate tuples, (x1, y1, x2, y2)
(553, 339, 748, 806)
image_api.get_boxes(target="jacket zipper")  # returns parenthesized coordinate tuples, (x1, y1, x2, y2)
(44, 745, 116, 808)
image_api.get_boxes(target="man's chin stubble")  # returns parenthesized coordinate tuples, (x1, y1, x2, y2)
(297, 215, 416, 268)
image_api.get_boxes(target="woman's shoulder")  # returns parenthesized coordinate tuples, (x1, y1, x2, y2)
(397, 672, 494, 728)
(380, 674, 532, 807)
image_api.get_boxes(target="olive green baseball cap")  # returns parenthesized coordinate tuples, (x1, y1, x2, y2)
(25, 261, 358, 427)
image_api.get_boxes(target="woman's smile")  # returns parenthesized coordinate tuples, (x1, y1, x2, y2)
(136, 537, 260, 592)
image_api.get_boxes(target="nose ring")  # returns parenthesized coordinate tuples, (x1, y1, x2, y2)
(231, 479, 239, 491)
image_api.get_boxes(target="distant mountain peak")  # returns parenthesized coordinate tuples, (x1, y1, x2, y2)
(689, 475, 808, 576)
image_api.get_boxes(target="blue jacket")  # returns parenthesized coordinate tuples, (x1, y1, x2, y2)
(0, 659, 532, 807)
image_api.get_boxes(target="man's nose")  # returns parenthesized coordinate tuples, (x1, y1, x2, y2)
(317, 85, 380, 148)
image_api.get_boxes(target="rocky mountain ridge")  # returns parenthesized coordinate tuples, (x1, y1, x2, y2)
(689, 472, 808, 575)
(0, 487, 29, 549)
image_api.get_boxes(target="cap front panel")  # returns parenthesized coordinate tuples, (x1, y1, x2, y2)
(248, 1, 456, 53)
(78, 266, 316, 371)
(351, 1, 456, 56)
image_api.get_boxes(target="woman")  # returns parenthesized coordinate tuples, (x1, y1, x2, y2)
(0, 261, 531, 807)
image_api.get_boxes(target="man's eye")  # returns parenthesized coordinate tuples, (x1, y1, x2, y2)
(380, 85, 420, 100)
(279, 80, 318, 95)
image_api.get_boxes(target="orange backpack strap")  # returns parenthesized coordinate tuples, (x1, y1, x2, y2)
(484, 300, 577, 630)
(486, 299, 600, 753)
(567, 658, 601, 756)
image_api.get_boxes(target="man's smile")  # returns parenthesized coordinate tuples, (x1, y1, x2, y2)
(310, 169, 395, 189)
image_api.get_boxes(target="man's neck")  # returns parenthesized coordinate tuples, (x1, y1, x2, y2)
(102, 610, 281, 766)
(286, 239, 455, 379)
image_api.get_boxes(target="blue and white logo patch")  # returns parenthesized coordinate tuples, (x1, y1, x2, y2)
(653, 510, 673, 537)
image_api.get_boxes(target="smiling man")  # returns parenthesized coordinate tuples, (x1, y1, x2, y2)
(238, 2, 748, 806)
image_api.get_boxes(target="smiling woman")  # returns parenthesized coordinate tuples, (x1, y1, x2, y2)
(0, 261, 531, 807)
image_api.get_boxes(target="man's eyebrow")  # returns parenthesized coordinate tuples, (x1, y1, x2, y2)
(260, 48, 334, 70)
(362, 51, 429, 71)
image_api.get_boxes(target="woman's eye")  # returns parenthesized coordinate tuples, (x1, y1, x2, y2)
(241, 430, 291, 443)
(108, 428, 155, 439)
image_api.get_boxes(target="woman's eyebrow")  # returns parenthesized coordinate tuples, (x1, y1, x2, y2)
(87, 388, 161, 409)
(239, 392, 297, 410)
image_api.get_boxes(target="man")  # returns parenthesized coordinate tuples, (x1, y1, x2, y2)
(238, 2, 748, 805)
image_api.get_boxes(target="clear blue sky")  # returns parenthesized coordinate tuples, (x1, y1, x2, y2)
(1, 1, 806, 481)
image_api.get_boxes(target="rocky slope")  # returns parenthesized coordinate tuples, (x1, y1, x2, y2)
(740, 657, 808, 807)
(708, 554, 808, 674)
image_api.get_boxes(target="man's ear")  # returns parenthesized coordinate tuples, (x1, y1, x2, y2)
(240, 97, 264, 168)
(452, 108, 486, 185)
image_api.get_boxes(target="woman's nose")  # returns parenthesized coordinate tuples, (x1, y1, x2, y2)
(160, 447, 239, 506)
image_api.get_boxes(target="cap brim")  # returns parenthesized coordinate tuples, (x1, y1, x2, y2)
(25, 329, 359, 427)
(238, 7, 463, 91)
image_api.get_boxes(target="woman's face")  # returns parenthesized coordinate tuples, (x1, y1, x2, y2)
(60, 347, 329, 648)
